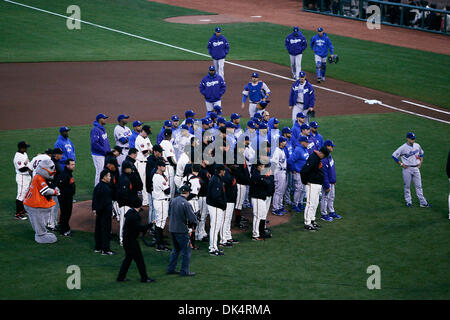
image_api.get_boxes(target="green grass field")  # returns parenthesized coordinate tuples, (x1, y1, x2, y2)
(0, 0, 449, 300)
(0, 0, 449, 108)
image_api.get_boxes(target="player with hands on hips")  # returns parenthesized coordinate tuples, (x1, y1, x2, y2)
(310, 27, 334, 83)
(241, 72, 271, 118)
(207, 26, 229, 79)
(392, 132, 431, 208)
(199, 65, 227, 113)
(289, 71, 315, 124)
(285, 26, 308, 80)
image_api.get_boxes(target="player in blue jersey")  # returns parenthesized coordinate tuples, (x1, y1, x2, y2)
(199, 65, 227, 113)
(241, 72, 271, 118)
(285, 26, 308, 80)
(310, 27, 335, 83)
(207, 26, 230, 80)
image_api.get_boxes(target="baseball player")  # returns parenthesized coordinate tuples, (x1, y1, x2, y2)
(309, 121, 324, 150)
(135, 125, 153, 206)
(285, 26, 308, 80)
(241, 72, 271, 118)
(160, 129, 177, 199)
(114, 114, 132, 169)
(181, 164, 202, 250)
(289, 136, 310, 212)
(291, 113, 307, 143)
(91, 113, 111, 186)
(282, 127, 295, 208)
(29, 149, 52, 176)
(54, 126, 75, 167)
(157, 120, 172, 145)
(181, 110, 196, 126)
(233, 143, 251, 229)
(392, 132, 431, 208)
(129, 120, 143, 149)
(14, 141, 32, 220)
(170, 115, 181, 146)
(207, 26, 230, 79)
(175, 139, 192, 189)
(320, 140, 342, 221)
(199, 65, 227, 113)
(230, 113, 242, 139)
(310, 27, 335, 83)
(174, 124, 193, 161)
(271, 137, 288, 215)
(299, 124, 316, 154)
(220, 164, 238, 248)
(289, 71, 316, 124)
(249, 162, 269, 241)
(152, 160, 171, 252)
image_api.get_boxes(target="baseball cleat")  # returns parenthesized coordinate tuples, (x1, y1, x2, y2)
(209, 250, 224, 256)
(227, 239, 240, 244)
(304, 224, 318, 231)
(101, 250, 116, 255)
(272, 210, 284, 216)
(156, 245, 171, 252)
(329, 212, 342, 219)
(15, 213, 28, 220)
(317, 79, 321, 83)
(141, 278, 156, 283)
(252, 236, 265, 241)
(406, 202, 412, 207)
(420, 203, 432, 208)
(293, 205, 302, 213)
(219, 242, 233, 248)
(62, 230, 72, 237)
(321, 214, 334, 222)
(311, 221, 321, 228)
(280, 207, 288, 213)
(94, 249, 102, 253)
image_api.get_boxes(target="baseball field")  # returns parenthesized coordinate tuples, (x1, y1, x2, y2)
(0, 0, 449, 300)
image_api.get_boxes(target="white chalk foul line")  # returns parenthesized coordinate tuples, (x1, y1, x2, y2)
(4, 0, 449, 124)
(401, 100, 450, 115)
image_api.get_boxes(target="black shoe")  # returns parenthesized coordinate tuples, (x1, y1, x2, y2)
(141, 278, 156, 283)
(166, 270, 180, 275)
(62, 230, 72, 237)
(219, 242, 233, 248)
(101, 250, 116, 255)
(262, 232, 272, 239)
(180, 272, 196, 277)
(209, 250, 224, 256)
(117, 278, 130, 282)
(228, 239, 240, 244)
(252, 236, 265, 241)
(311, 221, 321, 228)
(304, 224, 318, 231)
(156, 245, 171, 252)
(15, 213, 28, 221)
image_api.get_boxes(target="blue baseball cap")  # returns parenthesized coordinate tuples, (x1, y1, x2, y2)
(251, 72, 259, 78)
(225, 121, 236, 129)
(117, 114, 129, 122)
(213, 105, 223, 115)
(59, 126, 70, 133)
(406, 132, 416, 140)
(299, 71, 306, 78)
(253, 113, 263, 119)
(309, 121, 319, 128)
(253, 119, 261, 126)
(318, 27, 324, 32)
(217, 117, 226, 124)
(272, 117, 279, 124)
(209, 65, 215, 71)
(281, 127, 291, 135)
(230, 113, 240, 120)
(247, 120, 256, 129)
(279, 137, 287, 144)
(185, 109, 196, 118)
(259, 101, 269, 108)
(258, 123, 268, 129)
(215, 27, 221, 33)
(299, 136, 308, 143)
(300, 124, 310, 130)
(201, 118, 210, 126)
(133, 120, 143, 127)
(164, 120, 172, 127)
(296, 112, 306, 118)
(208, 112, 218, 119)
(293, 26, 299, 32)
(324, 139, 335, 147)
(185, 118, 194, 125)
(171, 115, 179, 121)
(96, 113, 108, 121)
(181, 124, 189, 130)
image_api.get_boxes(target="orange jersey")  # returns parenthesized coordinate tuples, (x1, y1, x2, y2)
(24, 175, 56, 208)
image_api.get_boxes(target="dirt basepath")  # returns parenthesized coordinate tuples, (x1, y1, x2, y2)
(154, 0, 450, 55)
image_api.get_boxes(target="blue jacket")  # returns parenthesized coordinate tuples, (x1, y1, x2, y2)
(293, 135, 316, 154)
(199, 73, 226, 103)
(54, 135, 76, 165)
(310, 132, 324, 150)
(322, 155, 336, 190)
(289, 79, 315, 109)
(242, 81, 269, 103)
(157, 127, 171, 145)
(90, 121, 111, 156)
(285, 32, 307, 56)
(310, 33, 334, 58)
(284, 138, 295, 171)
(291, 122, 302, 143)
(289, 145, 309, 173)
(129, 130, 139, 149)
(207, 34, 230, 60)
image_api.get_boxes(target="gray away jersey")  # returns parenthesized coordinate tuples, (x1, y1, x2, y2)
(392, 142, 424, 166)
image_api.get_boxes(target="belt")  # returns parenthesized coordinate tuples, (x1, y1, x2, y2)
(122, 147, 129, 150)
(408, 165, 418, 167)
(157, 198, 170, 201)
(296, 102, 304, 105)
(138, 160, 147, 163)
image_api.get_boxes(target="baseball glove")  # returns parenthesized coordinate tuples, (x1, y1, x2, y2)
(307, 110, 316, 118)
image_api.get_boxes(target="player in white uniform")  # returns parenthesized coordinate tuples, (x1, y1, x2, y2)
(152, 161, 171, 252)
(392, 132, 431, 208)
(182, 164, 202, 249)
(175, 143, 191, 190)
(114, 114, 132, 170)
(135, 125, 153, 206)
(14, 141, 32, 220)
(174, 125, 193, 161)
(28, 149, 52, 176)
(271, 137, 288, 215)
(160, 129, 177, 199)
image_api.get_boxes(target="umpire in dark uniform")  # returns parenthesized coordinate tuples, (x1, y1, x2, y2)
(166, 184, 198, 276)
(117, 197, 155, 283)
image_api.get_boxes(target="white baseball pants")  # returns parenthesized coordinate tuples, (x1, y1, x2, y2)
(320, 184, 335, 215)
(273, 171, 287, 211)
(403, 167, 427, 205)
(304, 183, 322, 225)
(251, 198, 266, 238)
(196, 197, 208, 240)
(154, 199, 169, 229)
(205, 100, 222, 113)
(213, 58, 225, 79)
(92, 155, 105, 186)
(221, 203, 235, 243)
(16, 174, 31, 201)
(235, 184, 247, 210)
(290, 54, 303, 79)
(136, 160, 148, 206)
(265, 196, 272, 217)
(119, 205, 130, 244)
(291, 104, 307, 124)
(166, 165, 175, 199)
(208, 205, 225, 252)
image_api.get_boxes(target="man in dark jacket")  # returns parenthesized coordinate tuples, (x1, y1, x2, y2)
(220, 164, 238, 247)
(249, 162, 270, 241)
(104, 156, 120, 222)
(166, 184, 198, 276)
(57, 158, 76, 236)
(206, 164, 227, 256)
(117, 160, 143, 246)
(92, 169, 114, 255)
(117, 198, 155, 283)
(145, 144, 164, 225)
(300, 146, 329, 231)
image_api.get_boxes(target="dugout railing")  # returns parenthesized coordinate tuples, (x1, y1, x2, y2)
(302, 0, 449, 35)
